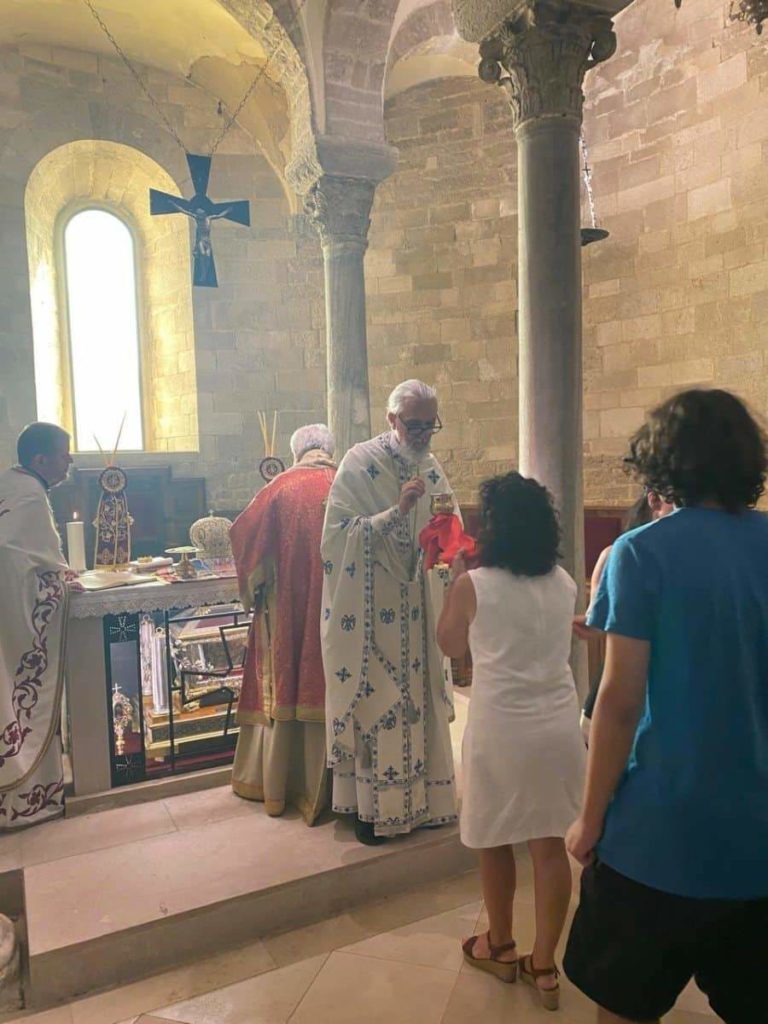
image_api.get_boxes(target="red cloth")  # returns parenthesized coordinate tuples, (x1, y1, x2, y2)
(418, 513, 477, 571)
(230, 464, 335, 722)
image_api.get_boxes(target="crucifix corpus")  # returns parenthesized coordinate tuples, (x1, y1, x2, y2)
(150, 153, 250, 288)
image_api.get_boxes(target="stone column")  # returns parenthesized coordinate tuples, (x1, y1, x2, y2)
(292, 138, 397, 457)
(453, 0, 630, 694)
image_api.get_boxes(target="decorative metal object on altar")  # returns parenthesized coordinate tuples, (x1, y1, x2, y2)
(580, 131, 609, 248)
(166, 546, 199, 580)
(111, 682, 138, 756)
(93, 419, 134, 568)
(189, 511, 234, 563)
(258, 410, 285, 482)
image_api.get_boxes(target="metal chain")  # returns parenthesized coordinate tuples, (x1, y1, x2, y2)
(81, 0, 187, 153)
(580, 129, 598, 230)
(83, 0, 312, 160)
(209, 0, 312, 157)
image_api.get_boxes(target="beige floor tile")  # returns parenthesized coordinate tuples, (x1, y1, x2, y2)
(676, 980, 717, 1016)
(3, 1009, 74, 1024)
(0, 833, 22, 872)
(290, 951, 457, 1024)
(69, 941, 276, 1024)
(264, 913, 375, 968)
(157, 954, 327, 1024)
(442, 966, 592, 1024)
(666, 1012, 720, 1023)
(340, 901, 482, 972)
(162, 788, 257, 831)
(347, 870, 480, 936)
(19, 803, 177, 868)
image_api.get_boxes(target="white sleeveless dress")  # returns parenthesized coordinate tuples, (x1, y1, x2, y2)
(460, 566, 586, 849)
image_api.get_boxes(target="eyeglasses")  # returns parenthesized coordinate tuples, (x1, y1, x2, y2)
(396, 414, 443, 437)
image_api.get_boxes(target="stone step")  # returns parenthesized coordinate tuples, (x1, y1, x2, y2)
(22, 796, 472, 1009)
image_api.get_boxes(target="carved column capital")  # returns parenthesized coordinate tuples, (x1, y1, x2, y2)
(304, 175, 376, 251)
(474, 0, 618, 129)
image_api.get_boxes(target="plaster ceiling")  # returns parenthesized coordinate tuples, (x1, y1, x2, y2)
(0, 0, 269, 76)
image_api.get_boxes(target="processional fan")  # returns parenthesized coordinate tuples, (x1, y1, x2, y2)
(93, 416, 133, 570)
(258, 411, 285, 482)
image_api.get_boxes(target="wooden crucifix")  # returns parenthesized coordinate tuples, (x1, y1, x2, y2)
(149, 153, 250, 288)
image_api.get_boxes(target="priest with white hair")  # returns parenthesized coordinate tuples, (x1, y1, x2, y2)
(320, 380, 458, 844)
(230, 423, 337, 824)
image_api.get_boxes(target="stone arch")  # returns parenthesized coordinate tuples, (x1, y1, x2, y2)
(24, 139, 199, 452)
(218, 0, 321, 195)
(385, 0, 477, 99)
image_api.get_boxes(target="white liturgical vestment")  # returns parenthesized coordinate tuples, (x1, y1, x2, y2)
(0, 468, 69, 828)
(320, 432, 457, 836)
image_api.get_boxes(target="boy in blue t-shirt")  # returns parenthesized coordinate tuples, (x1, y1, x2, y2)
(564, 389, 768, 1024)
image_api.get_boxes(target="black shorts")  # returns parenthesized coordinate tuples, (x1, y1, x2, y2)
(564, 860, 768, 1023)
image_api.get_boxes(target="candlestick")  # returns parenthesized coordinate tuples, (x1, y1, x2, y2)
(66, 519, 86, 573)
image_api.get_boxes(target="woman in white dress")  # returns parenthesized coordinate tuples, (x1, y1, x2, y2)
(437, 472, 586, 1011)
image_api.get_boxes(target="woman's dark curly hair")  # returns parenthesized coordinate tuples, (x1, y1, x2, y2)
(478, 471, 561, 576)
(625, 389, 767, 513)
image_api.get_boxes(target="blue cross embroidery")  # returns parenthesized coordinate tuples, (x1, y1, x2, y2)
(324, 607, 331, 621)
(366, 464, 380, 479)
(345, 562, 356, 578)
(341, 614, 356, 632)
(362, 681, 375, 697)
(427, 469, 440, 485)
(333, 718, 346, 735)
(379, 607, 396, 624)
(383, 765, 400, 782)
(382, 709, 397, 730)
(414, 759, 425, 775)
(335, 666, 351, 682)
(411, 607, 420, 622)
(412, 658, 421, 673)
(340, 517, 351, 530)
(323, 560, 333, 575)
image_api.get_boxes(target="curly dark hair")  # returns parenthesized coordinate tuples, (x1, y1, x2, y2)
(624, 389, 767, 513)
(478, 471, 561, 576)
(623, 493, 653, 533)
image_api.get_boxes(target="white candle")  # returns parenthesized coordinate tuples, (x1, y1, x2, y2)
(66, 518, 86, 573)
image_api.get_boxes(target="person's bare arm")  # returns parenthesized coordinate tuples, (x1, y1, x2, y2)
(566, 632, 649, 865)
(436, 571, 476, 659)
(573, 544, 612, 640)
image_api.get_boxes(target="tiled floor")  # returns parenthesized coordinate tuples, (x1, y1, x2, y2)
(4, 857, 718, 1024)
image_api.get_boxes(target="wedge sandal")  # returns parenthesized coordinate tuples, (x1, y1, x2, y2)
(461, 932, 518, 983)
(520, 954, 560, 1011)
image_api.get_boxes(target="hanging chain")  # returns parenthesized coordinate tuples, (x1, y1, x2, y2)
(81, 0, 187, 152)
(580, 129, 598, 230)
(83, 0, 311, 159)
(209, 0, 312, 157)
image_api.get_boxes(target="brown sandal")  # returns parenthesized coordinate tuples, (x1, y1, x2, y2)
(519, 954, 560, 1011)
(461, 932, 518, 983)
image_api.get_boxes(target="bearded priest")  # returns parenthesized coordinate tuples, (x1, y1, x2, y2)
(0, 423, 77, 829)
(230, 424, 337, 825)
(321, 380, 458, 845)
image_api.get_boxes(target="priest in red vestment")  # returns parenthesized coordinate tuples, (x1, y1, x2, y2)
(230, 424, 336, 824)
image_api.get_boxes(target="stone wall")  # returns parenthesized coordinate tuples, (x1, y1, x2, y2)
(582, 0, 768, 503)
(371, 77, 518, 504)
(0, 44, 325, 509)
(373, 0, 768, 506)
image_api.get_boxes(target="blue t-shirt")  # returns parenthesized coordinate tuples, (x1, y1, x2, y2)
(588, 507, 768, 900)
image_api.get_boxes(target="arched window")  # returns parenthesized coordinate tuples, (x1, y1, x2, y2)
(63, 208, 144, 451)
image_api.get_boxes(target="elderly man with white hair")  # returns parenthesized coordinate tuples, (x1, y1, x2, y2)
(229, 423, 337, 824)
(321, 380, 458, 844)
